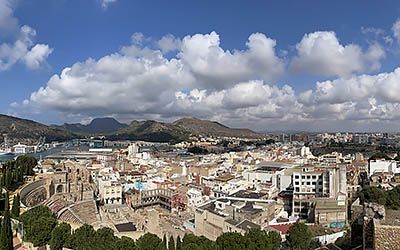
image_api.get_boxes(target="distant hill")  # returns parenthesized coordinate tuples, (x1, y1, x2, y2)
(0, 114, 262, 143)
(0, 114, 74, 142)
(54, 117, 128, 134)
(109, 117, 262, 142)
(173, 117, 262, 139)
(110, 120, 189, 143)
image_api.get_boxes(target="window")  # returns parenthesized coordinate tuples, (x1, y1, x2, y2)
(295, 182, 299, 185)
(312, 182, 316, 185)
(307, 176, 311, 179)
(302, 176, 305, 179)
(307, 182, 310, 185)
(295, 187, 300, 192)
(295, 175, 299, 179)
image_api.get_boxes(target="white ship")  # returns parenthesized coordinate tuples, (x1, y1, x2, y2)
(0, 149, 13, 156)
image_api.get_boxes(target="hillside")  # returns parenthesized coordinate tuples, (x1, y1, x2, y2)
(110, 120, 189, 143)
(55, 117, 128, 134)
(173, 117, 262, 139)
(52, 117, 262, 142)
(0, 115, 74, 142)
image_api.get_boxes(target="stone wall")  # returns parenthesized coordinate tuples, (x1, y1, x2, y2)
(374, 223, 400, 250)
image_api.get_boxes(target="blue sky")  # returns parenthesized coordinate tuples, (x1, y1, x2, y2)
(2, 0, 400, 131)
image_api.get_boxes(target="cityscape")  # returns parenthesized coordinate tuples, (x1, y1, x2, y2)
(1, 1, 400, 250)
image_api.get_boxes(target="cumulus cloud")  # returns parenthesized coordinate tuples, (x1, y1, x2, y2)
(23, 44, 53, 69)
(15, 31, 289, 124)
(171, 81, 302, 121)
(299, 68, 400, 122)
(14, 30, 400, 131)
(291, 31, 385, 77)
(0, 0, 53, 71)
(157, 34, 182, 54)
(178, 31, 284, 89)
(22, 44, 194, 117)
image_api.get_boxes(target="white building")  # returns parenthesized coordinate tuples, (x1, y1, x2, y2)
(243, 164, 292, 192)
(128, 143, 139, 157)
(96, 168, 123, 205)
(292, 165, 347, 218)
(13, 143, 28, 154)
(187, 188, 204, 207)
(369, 159, 398, 176)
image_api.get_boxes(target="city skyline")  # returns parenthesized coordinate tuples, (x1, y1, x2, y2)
(2, 1, 400, 132)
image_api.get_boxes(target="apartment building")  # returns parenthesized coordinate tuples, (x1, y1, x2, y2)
(292, 165, 347, 219)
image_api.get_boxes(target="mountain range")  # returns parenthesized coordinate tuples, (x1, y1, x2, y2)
(0, 114, 74, 142)
(0, 115, 263, 143)
(53, 117, 128, 134)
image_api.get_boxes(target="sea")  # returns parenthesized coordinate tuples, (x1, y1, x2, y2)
(0, 144, 72, 163)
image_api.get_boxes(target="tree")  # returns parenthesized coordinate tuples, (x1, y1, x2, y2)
(95, 227, 118, 250)
(182, 234, 216, 250)
(136, 233, 163, 250)
(358, 186, 387, 205)
(181, 243, 202, 250)
(163, 235, 167, 249)
(0, 192, 12, 250)
(176, 235, 182, 250)
(244, 229, 270, 250)
(386, 185, 400, 209)
(20, 206, 57, 247)
(168, 235, 175, 250)
(157, 241, 167, 250)
(267, 231, 281, 250)
(216, 232, 246, 250)
(69, 224, 97, 250)
(285, 223, 313, 250)
(116, 236, 135, 250)
(49, 223, 71, 250)
(369, 152, 391, 161)
(11, 194, 20, 218)
(15, 156, 37, 176)
(30, 217, 57, 247)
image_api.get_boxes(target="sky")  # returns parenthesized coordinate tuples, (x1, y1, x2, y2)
(2, 0, 400, 132)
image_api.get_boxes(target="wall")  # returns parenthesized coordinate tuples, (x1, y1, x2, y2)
(374, 224, 400, 250)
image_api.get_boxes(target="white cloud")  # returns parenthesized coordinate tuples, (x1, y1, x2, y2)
(361, 26, 385, 36)
(23, 44, 194, 117)
(0, 0, 18, 36)
(178, 31, 284, 89)
(291, 31, 385, 77)
(392, 19, 400, 44)
(157, 34, 182, 54)
(100, 0, 117, 9)
(15, 30, 400, 131)
(23, 44, 53, 70)
(299, 68, 400, 122)
(16, 31, 287, 124)
(0, 1, 53, 71)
